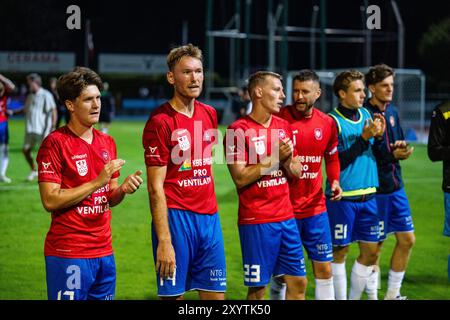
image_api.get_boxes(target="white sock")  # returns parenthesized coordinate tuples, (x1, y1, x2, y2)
(349, 260, 373, 300)
(269, 276, 286, 300)
(331, 262, 347, 300)
(0, 144, 8, 176)
(385, 270, 405, 299)
(366, 268, 379, 300)
(315, 278, 335, 300)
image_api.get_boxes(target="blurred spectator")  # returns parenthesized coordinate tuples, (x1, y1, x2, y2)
(99, 82, 115, 134)
(0, 74, 16, 183)
(240, 85, 252, 116)
(22, 73, 57, 181)
(139, 85, 150, 99)
(231, 85, 252, 120)
(49, 77, 68, 128)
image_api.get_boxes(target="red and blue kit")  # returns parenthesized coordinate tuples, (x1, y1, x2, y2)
(279, 106, 340, 219)
(0, 96, 9, 144)
(142, 101, 218, 214)
(37, 127, 119, 259)
(0, 95, 8, 123)
(226, 115, 295, 225)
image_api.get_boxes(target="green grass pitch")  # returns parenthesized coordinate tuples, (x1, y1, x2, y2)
(0, 119, 449, 300)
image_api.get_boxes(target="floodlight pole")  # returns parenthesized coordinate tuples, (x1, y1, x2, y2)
(206, 0, 213, 99)
(281, 0, 289, 78)
(319, 0, 327, 70)
(244, 0, 252, 80)
(391, 0, 404, 68)
(235, 0, 241, 84)
(362, 0, 372, 67)
(268, 0, 275, 71)
(310, 5, 319, 69)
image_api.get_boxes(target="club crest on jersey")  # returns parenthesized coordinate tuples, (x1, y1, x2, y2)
(251, 137, 266, 155)
(278, 129, 286, 140)
(42, 162, 51, 170)
(314, 128, 323, 140)
(149, 146, 158, 154)
(76, 159, 88, 176)
(101, 150, 110, 163)
(177, 135, 190, 151)
(389, 115, 395, 127)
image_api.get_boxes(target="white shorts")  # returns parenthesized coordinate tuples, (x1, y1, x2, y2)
(23, 132, 44, 150)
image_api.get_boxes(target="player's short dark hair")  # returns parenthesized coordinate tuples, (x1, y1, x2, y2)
(167, 43, 203, 71)
(333, 70, 365, 98)
(365, 64, 395, 86)
(293, 69, 320, 85)
(247, 71, 282, 97)
(57, 67, 103, 103)
(26, 73, 42, 86)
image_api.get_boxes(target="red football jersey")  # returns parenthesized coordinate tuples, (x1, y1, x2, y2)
(226, 115, 295, 225)
(278, 106, 340, 219)
(37, 127, 119, 258)
(142, 101, 218, 214)
(0, 96, 8, 123)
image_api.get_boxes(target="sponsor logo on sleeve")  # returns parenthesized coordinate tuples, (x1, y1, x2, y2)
(147, 146, 160, 158)
(40, 161, 54, 174)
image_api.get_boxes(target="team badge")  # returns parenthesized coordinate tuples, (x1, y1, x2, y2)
(42, 162, 51, 170)
(101, 150, 110, 162)
(254, 140, 266, 155)
(76, 160, 88, 176)
(278, 129, 286, 140)
(149, 146, 158, 154)
(177, 135, 191, 151)
(314, 128, 323, 140)
(389, 115, 395, 127)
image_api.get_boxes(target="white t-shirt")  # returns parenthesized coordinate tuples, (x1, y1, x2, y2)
(24, 88, 56, 136)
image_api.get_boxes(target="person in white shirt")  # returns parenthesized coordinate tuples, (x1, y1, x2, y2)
(23, 73, 57, 181)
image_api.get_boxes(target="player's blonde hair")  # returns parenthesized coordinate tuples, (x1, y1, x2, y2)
(167, 44, 203, 71)
(247, 71, 282, 98)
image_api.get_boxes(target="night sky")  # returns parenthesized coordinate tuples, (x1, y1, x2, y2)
(0, 0, 448, 76)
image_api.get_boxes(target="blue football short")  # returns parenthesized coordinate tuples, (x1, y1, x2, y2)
(326, 197, 380, 246)
(151, 209, 226, 297)
(296, 212, 333, 262)
(45, 254, 116, 300)
(238, 218, 306, 287)
(0, 121, 8, 144)
(444, 192, 450, 237)
(376, 188, 415, 241)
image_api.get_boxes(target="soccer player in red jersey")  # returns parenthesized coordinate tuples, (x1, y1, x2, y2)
(272, 69, 342, 300)
(0, 74, 16, 183)
(37, 67, 143, 300)
(225, 71, 307, 300)
(142, 44, 226, 300)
